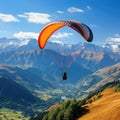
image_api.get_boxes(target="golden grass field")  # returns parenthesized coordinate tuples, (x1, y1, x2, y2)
(78, 87, 120, 120)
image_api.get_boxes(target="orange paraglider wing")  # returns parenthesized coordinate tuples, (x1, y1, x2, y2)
(38, 20, 93, 49)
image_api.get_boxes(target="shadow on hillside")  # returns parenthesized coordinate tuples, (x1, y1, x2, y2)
(77, 106, 90, 118)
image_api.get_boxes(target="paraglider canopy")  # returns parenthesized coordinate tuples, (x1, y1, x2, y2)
(38, 20, 93, 80)
(38, 20, 93, 49)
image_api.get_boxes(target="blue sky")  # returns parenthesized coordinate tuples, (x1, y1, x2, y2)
(0, 0, 120, 45)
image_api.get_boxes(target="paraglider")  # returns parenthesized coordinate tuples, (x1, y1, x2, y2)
(63, 72, 67, 80)
(38, 20, 93, 80)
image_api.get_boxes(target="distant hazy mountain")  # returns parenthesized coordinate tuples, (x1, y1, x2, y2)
(0, 38, 120, 54)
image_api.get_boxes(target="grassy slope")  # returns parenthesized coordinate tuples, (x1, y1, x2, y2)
(78, 87, 120, 120)
(0, 108, 29, 120)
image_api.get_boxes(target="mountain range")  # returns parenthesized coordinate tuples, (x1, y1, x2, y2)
(0, 38, 119, 83)
(0, 37, 120, 53)
(0, 37, 120, 114)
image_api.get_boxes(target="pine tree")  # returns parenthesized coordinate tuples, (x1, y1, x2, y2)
(42, 114, 48, 120)
(47, 107, 60, 120)
(63, 107, 74, 120)
(56, 110, 64, 120)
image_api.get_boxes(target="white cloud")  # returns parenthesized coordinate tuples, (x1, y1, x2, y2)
(68, 7, 84, 13)
(13, 31, 39, 40)
(52, 32, 73, 39)
(57, 11, 64, 14)
(87, 5, 92, 10)
(108, 37, 120, 43)
(50, 40, 64, 45)
(0, 13, 19, 22)
(111, 44, 119, 50)
(18, 12, 51, 24)
(106, 34, 120, 44)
